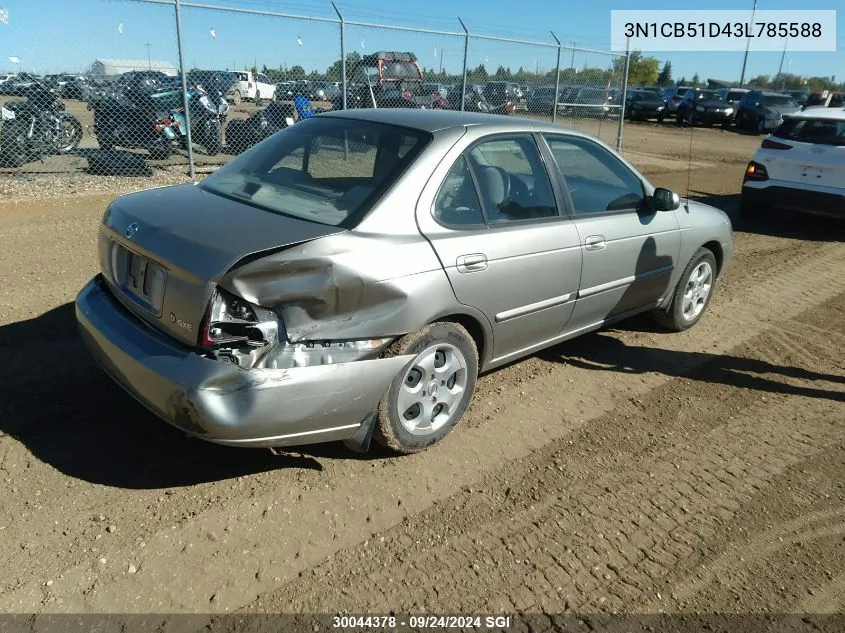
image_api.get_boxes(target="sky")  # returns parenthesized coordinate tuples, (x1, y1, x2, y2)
(0, 0, 842, 84)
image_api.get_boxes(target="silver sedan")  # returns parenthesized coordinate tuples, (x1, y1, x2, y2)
(76, 109, 733, 454)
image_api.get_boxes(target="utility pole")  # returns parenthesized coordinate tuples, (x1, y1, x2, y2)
(739, 0, 758, 87)
(777, 36, 788, 88)
(570, 42, 576, 69)
(439, 50, 444, 75)
(146, 43, 151, 70)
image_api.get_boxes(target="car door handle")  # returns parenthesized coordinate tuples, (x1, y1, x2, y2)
(456, 253, 488, 273)
(584, 235, 607, 251)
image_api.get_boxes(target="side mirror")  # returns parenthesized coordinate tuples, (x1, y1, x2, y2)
(653, 187, 680, 212)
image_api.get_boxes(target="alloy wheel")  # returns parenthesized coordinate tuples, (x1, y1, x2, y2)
(681, 261, 713, 322)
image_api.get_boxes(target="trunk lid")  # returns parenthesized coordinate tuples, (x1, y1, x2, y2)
(762, 137, 845, 188)
(100, 183, 343, 345)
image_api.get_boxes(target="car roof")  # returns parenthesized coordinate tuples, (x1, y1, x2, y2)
(318, 108, 590, 135)
(787, 107, 845, 121)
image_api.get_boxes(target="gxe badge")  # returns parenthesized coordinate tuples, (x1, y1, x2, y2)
(125, 222, 140, 239)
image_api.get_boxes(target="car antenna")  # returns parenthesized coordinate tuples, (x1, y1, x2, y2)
(684, 121, 694, 212)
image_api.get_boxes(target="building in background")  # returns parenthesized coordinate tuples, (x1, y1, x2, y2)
(87, 59, 178, 77)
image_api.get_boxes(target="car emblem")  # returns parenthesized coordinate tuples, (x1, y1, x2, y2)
(125, 222, 140, 239)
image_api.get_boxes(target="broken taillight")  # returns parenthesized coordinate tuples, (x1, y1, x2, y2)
(199, 288, 279, 348)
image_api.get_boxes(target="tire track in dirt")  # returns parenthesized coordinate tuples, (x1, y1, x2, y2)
(245, 294, 844, 616)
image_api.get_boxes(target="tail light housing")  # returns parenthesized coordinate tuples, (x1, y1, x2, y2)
(199, 288, 279, 348)
(744, 161, 769, 182)
(761, 138, 792, 150)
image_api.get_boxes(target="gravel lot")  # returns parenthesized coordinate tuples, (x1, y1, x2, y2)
(0, 119, 843, 620)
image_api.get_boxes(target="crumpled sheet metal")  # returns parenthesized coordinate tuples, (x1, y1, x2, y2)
(220, 232, 460, 343)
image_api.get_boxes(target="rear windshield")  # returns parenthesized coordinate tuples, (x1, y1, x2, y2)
(763, 94, 798, 107)
(200, 117, 431, 228)
(774, 117, 845, 146)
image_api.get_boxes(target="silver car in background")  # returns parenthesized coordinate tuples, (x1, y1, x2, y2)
(76, 110, 733, 455)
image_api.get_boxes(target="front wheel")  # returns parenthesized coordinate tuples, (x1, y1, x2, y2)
(202, 119, 222, 156)
(653, 247, 717, 332)
(55, 113, 83, 154)
(374, 322, 479, 454)
(254, 90, 261, 104)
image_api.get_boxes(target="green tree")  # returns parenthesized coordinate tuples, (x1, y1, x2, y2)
(613, 51, 659, 86)
(749, 74, 769, 88)
(657, 61, 672, 86)
(493, 65, 512, 79)
(287, 65, 306, 80)
(690, 73, 700, 87)
(677, 76, 687, 86)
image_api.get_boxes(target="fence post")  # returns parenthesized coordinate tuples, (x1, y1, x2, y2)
(173, 0, 195, 180)
(551, 31, 562, 123)
(459, 17, 469, 112)
(615, 37, 630, 152)
(332, 2, 346, 110)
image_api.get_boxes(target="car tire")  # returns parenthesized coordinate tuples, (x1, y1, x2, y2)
(232, 89, 242, 105)
(254, 90, 261, 104)
(756, 117, 765, 134)
(653, 247, 718, 332)
(374, 322, 479, 454)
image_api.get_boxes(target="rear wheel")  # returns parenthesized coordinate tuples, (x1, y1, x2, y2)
(653, 248, 717, 332)
(232, 89, 242, 105)
(0, 121, 29, 167)
(374, 322, 478, 454)
(756, 117, 766, 134)
(254, 90, 261, 104)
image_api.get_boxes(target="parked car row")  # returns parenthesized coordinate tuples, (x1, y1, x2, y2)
(623, 84, 829, 134)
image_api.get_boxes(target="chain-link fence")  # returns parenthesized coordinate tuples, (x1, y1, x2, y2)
(0, 0, 629, 179)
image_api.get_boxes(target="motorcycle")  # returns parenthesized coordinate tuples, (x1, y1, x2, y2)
(90, 76, 186, 159)
(91, 75, 229, 159)
(0, 80, 83, 167)
(176, 80, 229, 156)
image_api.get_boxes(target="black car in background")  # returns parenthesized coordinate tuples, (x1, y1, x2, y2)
(675, 88, 734, 127)
(781, 89, 809, 107)
(527, 86, 563, 115)
(625, 89, 666, 122)
(735, 90, 802, 132)
(716, 87, 749, 122)
(660, 85, 693, 117)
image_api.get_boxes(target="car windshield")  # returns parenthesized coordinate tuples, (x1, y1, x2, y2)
(199, 117, 431, 228)
(774, 117, 845, 146)
(764, 94, 798, 107)
(697, 90, 723, 101)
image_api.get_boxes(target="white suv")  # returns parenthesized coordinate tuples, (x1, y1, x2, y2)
(231, 71, 276, 104)
(741, 107, 845, 219)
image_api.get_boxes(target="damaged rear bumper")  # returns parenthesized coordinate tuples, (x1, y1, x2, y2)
(75, 275, 414, 448)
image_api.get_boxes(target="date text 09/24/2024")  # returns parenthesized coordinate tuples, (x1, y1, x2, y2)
(332, 615, 513, 629)
(623, 22, 822, 39)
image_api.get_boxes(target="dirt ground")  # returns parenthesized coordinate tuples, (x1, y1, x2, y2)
(0, 118, 843, 621)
